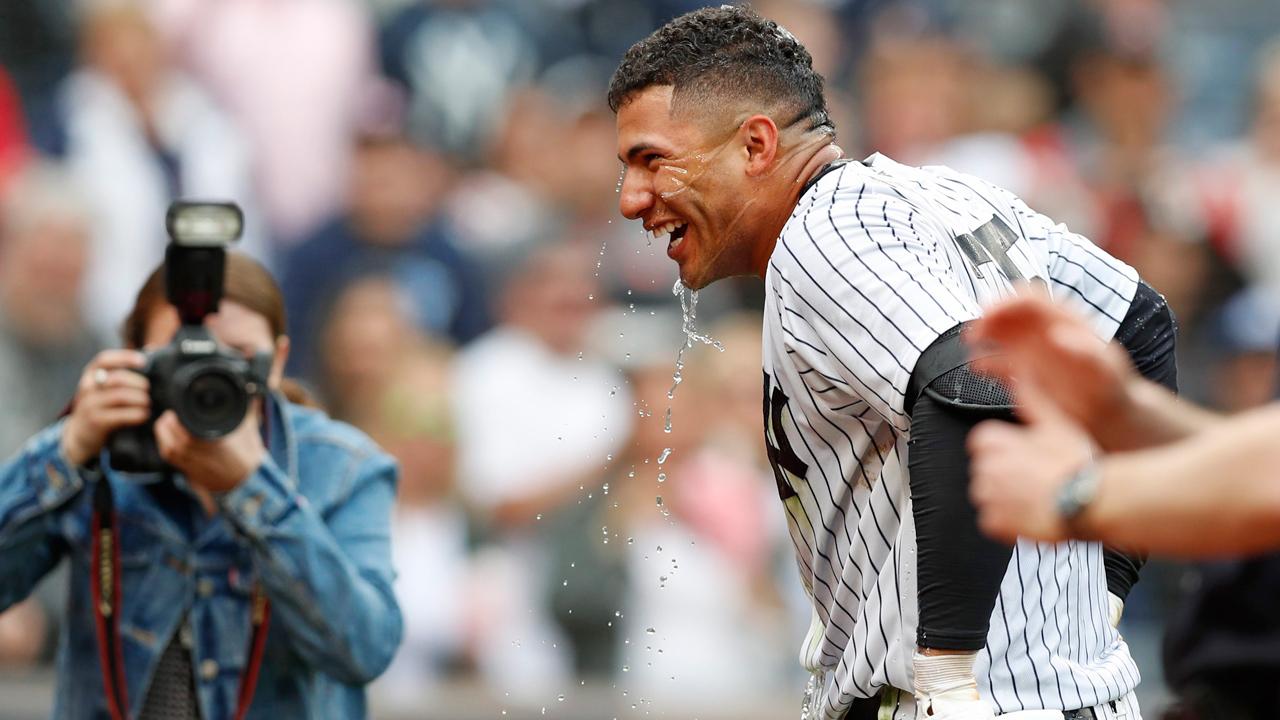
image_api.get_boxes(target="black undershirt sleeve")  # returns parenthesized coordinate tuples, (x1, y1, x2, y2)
(1103, 279, 1180, 601)
(908, 279, 1177, 647)
(908, 387, 1015, 650)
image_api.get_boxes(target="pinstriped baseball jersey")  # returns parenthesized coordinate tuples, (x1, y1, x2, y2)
(762, 153, 1142, 719)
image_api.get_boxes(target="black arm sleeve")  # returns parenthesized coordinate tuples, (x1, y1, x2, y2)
(909, 387, 1016, 650)
(1103, 279, 1180, 601)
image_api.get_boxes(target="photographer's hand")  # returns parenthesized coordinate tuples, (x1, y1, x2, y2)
(155, 408, 266, 494)
(62, 350, 151, 466)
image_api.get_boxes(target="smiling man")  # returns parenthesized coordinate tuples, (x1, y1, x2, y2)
(610, 6, 1177, 720)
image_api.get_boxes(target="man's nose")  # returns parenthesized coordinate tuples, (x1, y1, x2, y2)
(618, 170, 654, 221)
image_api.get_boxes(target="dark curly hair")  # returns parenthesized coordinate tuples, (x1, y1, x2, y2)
(608, 4, 834, 135)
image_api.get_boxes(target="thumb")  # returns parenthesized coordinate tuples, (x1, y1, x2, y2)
(1010, 370, 1070, 428)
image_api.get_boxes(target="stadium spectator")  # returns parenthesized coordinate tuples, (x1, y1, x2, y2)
(281, 134, 491, 384)
(52, 1, 267, 337)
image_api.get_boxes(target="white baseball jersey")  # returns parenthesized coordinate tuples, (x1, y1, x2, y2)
(762, 153, 1142, 719)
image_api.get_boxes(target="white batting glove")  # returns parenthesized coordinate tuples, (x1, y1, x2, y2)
(912, 652, 995, 719)
(1107, 591, 1124, 629)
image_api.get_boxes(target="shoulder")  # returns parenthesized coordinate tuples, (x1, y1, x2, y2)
(285, 403, 396, 481)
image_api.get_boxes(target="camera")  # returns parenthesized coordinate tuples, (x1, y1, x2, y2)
(107, 202, 271, 473)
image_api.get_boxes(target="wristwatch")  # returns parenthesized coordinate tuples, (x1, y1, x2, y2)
(1055, 460, 1100, 534)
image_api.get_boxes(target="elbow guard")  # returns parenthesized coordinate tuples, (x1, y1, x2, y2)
(906, 323, 1014, 420)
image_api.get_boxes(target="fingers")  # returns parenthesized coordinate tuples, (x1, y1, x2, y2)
(91, 349, 147, 371)
(91, 406, 152, 429)
(969, 353, 1014, 383)
(85, 386, 150, 410)
(79, 350, 148, 394)
(1009, 371, 1069, 426)
(153, 410, 191, 465)
(968, 420, 1028, 545)
(968, 295, 1055, 345)
(967, 419, 1020, 454)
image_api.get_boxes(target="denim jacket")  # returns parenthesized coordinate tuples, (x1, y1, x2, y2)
(0, 394, 403, 719)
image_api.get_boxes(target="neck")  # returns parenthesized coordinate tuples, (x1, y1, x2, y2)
(749, 138, 844, 278)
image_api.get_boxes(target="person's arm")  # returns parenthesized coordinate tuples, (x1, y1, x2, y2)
(154, 408, 403, 684)
(0, 422, 86, 611)
(0, 349, 150, 610)
(1099, 376, 1217, 451)
(968, 293, 1217, 451)
(967, 379, 1280, 557)
(214, 447, 403, 683)
(1077, 404, 1280, 555)
(906, 327, 1018, 655)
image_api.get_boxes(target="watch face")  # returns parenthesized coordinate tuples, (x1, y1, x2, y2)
(1057, 464, 1098, 521)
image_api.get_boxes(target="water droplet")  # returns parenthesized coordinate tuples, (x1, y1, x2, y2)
(657, 472, 666, 483)
(602, 483, 609, 495)
(645, 627, 656, 635)
(657, 447, 672, 464)
(588, 293, 595, 301)
(558, 694, 565, 702)
(622, 665, 630, 672)
(535, 513, 543, 521)
(609, 386, 618, 397)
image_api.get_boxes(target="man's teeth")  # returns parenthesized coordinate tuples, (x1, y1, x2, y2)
(653, 221, 686, 239)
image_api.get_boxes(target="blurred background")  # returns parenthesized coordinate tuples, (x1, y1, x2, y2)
(1, 0, 1279, 717)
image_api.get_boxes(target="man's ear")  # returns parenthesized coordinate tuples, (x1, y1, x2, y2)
(740, 114, 780, 176)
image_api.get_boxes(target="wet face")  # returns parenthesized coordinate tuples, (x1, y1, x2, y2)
(616, 86, 762, 290)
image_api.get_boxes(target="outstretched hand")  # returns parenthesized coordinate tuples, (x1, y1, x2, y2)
(967, 292, 1136, 441)
(967, 372, 1094, 544)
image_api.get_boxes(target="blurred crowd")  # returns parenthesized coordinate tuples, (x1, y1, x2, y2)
(1, 0, 1280, 715)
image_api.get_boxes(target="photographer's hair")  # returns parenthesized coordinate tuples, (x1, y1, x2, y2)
(607, 4, 834, 136)
(122, 252, 320, 407)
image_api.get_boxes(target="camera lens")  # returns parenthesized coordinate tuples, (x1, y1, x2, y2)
(173, 363, 249, 438)
(191, 372, 234, 413)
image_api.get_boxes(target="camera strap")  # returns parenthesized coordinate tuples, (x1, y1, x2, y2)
(90, 479, 272, 720)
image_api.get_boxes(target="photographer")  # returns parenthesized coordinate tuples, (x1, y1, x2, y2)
(0, 244, 402, 718)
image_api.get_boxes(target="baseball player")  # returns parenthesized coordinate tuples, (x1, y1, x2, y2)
(610, 6, 1177, 720)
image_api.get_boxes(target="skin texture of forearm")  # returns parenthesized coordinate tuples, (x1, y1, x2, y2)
(1081, 404, 1280, 556)
(1095, 377, 1220, 452)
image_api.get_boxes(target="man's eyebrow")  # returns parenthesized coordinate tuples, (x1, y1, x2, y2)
(619, 143, 659, 164)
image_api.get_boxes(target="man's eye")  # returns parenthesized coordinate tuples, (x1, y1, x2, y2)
(644, 153, 663, 167)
